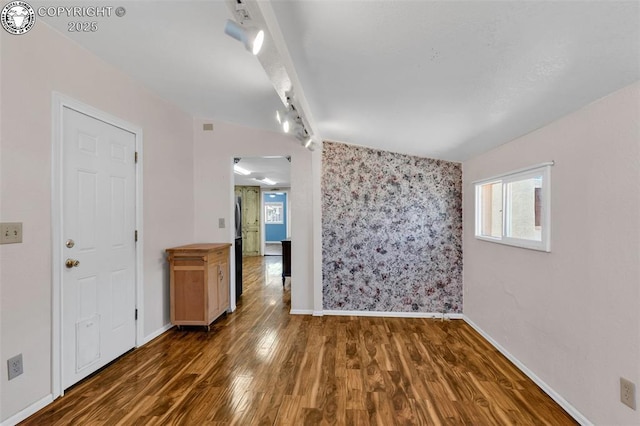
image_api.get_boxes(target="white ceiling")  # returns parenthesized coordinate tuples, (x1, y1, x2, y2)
(234, 156, 291, 188)
(38, 1, 640, 162)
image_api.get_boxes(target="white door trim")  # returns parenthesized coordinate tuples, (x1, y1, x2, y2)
(51, 92, 144, 399)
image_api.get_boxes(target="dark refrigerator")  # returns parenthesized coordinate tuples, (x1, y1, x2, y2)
(234, 196, 243, 302)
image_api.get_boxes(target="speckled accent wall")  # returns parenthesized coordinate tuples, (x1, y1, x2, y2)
(322, 142, 463, 313)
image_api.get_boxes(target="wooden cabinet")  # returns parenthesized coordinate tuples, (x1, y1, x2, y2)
(166, 243, 231, 328)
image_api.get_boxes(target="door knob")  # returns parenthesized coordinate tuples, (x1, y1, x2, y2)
(65, 258, 80, 268)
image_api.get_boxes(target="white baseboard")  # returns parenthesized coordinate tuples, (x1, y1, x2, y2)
(462, 316, 592, 426)
(287, 310, 466, 320)
(322, 310, 464, 319)
(1, 325, 175, 425)
(1, 394, 53, 426)
(289, 309, 314, 315)
(141, 323, 174, 346)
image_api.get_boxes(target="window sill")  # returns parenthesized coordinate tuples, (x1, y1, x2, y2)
(475, 235, 550, 252)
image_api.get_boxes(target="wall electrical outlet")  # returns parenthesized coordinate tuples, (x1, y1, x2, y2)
(7, 354, 23, 380)
(0, 222, 22, 244)
(218, 218, 225, 228)
(620, 377, 636, 410)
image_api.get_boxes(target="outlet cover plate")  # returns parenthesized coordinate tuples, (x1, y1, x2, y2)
(1, 222, 22, 244)
(7, 354, 23, 380)
(621, 377, 637, 410)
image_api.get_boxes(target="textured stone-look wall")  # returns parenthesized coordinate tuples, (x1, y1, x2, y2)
(322, 142, 462, 313)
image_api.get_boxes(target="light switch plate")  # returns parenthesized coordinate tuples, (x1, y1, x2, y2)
(0, 222, 22, 244)
(218, 218, 225, 228)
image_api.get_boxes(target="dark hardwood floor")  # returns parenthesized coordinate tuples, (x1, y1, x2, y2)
(23, 256, 576, 425)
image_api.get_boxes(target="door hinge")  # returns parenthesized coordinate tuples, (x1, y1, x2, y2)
(135, 230, 138, 242)
(135, 151, 138, 163)
(135, 308, 138, 320)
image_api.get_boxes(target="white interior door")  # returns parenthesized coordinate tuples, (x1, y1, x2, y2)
(62, 106, 136, 389)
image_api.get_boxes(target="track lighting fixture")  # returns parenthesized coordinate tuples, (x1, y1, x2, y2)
(279, 109, 302, 134)
(224, 19, 264, 55)
(223, 3, 319, 152)
(275, 91, 316, 151)
(276, 109, 292, 132)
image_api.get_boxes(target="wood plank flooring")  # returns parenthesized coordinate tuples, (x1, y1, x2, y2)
(23, 256, 577, 425)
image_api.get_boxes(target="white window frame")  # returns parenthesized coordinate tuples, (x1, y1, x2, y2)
(474, 162, 552, 252)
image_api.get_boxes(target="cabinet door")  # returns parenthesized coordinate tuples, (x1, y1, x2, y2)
(218, 260, 230, 314)
(173, 269, 206, 322)
(207, 260, 218, 322)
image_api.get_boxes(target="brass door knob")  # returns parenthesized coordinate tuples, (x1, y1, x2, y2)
(65, 258, 80, 268)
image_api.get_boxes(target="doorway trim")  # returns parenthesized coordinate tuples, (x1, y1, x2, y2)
(51, 93, 144, 398)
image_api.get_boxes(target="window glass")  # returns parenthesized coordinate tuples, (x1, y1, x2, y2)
(474, 164, 551, 252)
(479, 181, 502, 238)
(505, 175, 542, 241)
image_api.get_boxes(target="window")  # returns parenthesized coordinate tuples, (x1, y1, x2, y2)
(265, 202, 284, 224)
(475, 163, 552, 252)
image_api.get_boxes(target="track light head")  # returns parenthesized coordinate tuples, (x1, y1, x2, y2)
(275, 90, 316, 151)
(224, 19, 264, 55)
(280, 109, 302, 134)
(275, 109, 289, 125)
(303, 138, 313, 149)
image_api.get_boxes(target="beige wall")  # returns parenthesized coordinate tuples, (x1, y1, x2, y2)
(463, 82, 640, 424)
(192, 119, 316, 312)
(2, 15, 637, 426)
(0, 23, 195, 421)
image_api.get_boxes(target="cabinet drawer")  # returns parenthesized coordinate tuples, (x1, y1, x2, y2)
(171, 257, 206, 268)
(208, 250, 226, 263)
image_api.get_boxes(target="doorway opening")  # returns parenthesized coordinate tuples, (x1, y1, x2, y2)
(232, 156, 292, 304)
(262, 190, 290, 256)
